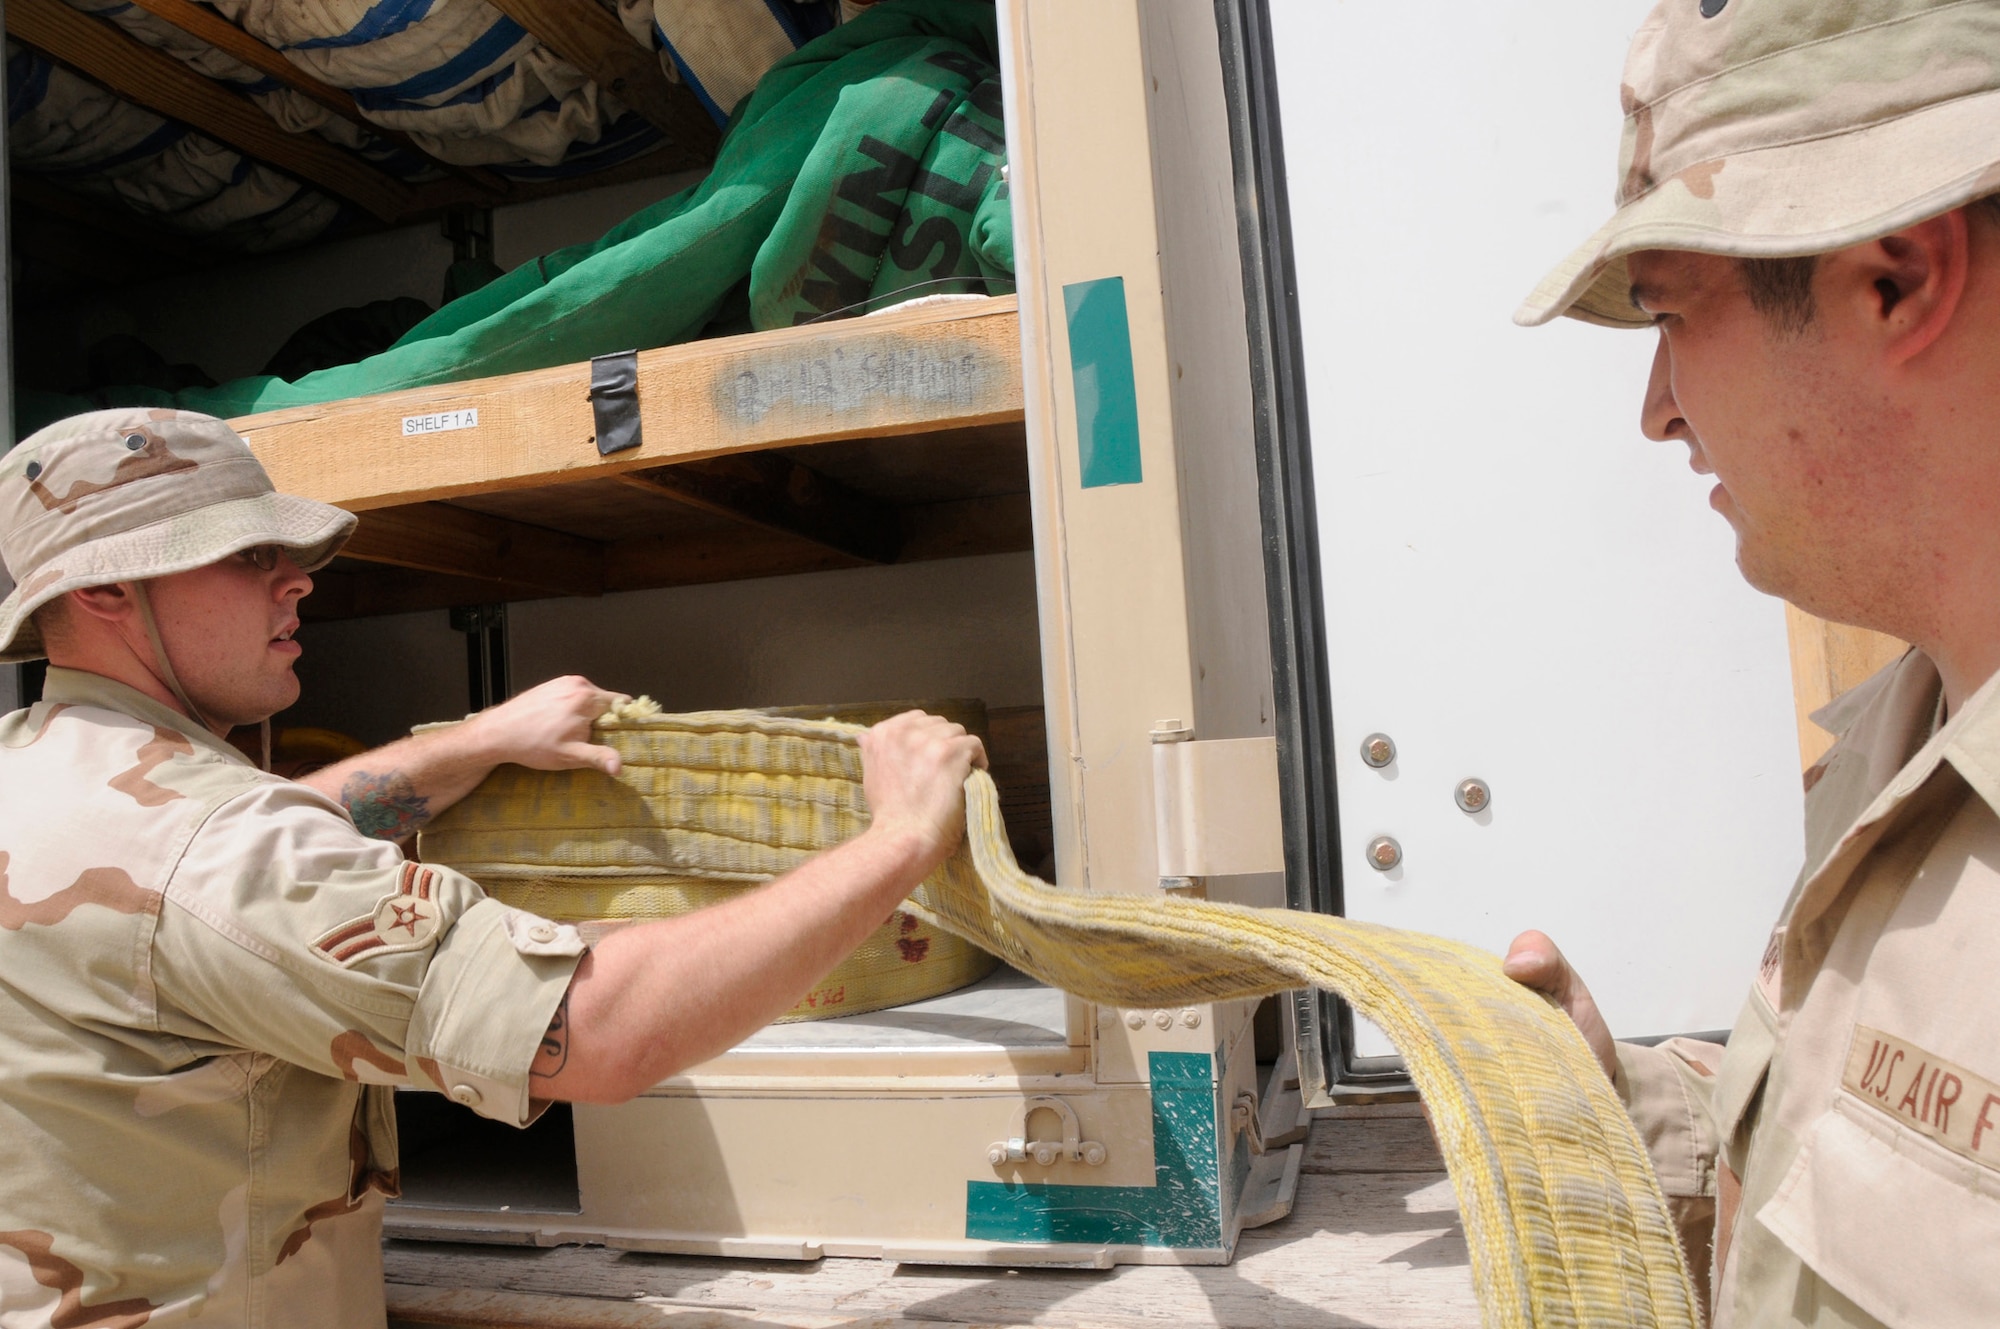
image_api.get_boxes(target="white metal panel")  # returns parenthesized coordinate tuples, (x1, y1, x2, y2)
(1265, 1, 1806, 1053)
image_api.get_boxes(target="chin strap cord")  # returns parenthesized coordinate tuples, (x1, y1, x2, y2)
(130, 581, 216, 736)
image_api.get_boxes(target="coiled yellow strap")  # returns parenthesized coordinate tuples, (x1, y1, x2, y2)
(927, 764, 1699, 1329)
(430, 709, 1700, 1327)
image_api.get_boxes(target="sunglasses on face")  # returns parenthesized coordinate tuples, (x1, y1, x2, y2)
(236, 544, 284, 572)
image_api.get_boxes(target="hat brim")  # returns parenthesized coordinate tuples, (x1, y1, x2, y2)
(1516, 87, 2000, 328)
(0, 490, 355, 663)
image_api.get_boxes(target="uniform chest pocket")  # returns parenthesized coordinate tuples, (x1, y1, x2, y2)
(1758, 1095, 2000, 1328)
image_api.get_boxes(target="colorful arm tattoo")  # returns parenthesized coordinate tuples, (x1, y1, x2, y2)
(340, 770, 432, 840)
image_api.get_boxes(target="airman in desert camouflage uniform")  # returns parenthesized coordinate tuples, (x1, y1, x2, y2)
(0, 408, 985, 1326)
(1507, 1, 2000, 1326)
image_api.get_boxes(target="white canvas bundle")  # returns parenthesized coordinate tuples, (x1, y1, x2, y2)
(11, 0, 849, 245)
(5, 39, 330, 246)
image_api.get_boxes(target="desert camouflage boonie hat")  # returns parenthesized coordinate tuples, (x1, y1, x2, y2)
(1517, 0, 2000, 328)
(0, 408, 356, 663)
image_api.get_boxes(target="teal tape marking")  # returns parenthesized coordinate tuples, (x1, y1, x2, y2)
(965, 1051, 1234, 1248)
(1063, 276, 1143, 488)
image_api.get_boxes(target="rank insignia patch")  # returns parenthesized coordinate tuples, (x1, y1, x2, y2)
(312, 862, 443, 966)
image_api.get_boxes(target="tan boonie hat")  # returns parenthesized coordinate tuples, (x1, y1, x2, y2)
(0, 408, 355, 663)
(1517, 0, 2000, 328)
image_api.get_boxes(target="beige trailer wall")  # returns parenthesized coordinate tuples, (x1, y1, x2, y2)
(284, 552, 1044, 745)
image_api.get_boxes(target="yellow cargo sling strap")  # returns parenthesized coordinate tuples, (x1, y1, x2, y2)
(425, 699, 1003, 1023)
(427, 709, 1701, 1328)
(938, 763, 1699, 1329)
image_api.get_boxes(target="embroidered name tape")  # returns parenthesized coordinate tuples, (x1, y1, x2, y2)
(312, 862, 442, 966)
(1843, 1025, 2000, 1171)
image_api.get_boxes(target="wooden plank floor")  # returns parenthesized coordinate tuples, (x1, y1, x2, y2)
(384, 1103, 1477, 1329)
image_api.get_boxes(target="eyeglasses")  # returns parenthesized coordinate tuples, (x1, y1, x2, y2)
(237, 544, 284, 572)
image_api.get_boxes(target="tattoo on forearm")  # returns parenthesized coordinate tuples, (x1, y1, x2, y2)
(340, 770, 432, 840)
(532, 992, 571, 1080)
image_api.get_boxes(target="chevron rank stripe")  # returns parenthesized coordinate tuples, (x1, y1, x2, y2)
(311, 860, 442, 967)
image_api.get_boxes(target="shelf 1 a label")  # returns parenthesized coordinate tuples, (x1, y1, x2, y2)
(402, 408, 478, 437)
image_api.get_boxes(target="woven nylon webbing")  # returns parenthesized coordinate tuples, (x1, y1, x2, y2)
(434, 709, 1701, 1328)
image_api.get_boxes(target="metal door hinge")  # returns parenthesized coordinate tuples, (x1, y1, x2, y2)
(1150, 724, 1283, 885)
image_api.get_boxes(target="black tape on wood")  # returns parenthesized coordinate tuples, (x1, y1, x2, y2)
(589, 349, 642, 456)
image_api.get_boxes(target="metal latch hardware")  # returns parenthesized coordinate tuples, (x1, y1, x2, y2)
(1231, 1091, 1267, 1155)
(988, 1096, 1107, 1168)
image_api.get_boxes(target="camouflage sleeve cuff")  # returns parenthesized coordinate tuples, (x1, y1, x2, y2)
(1614, 1038, 1724, 1199)
(404, 897, 586, 1127)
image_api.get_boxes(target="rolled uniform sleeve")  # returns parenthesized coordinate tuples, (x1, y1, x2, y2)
(151, 779, 585, 1126)
(407, 897, 587, 1120)
(1616, 1035, 1724, 1301)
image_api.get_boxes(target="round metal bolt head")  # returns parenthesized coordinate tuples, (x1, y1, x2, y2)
(1154, 1010, 1175, 1030)
(1125, 1011, 1146, 1030)
(1455, 778, 1491, 814)
(1032, 1142, 1060, 1167)
(1361, 733, 1396, 768)
(1081, 1142, 1107, 1166)
(1366, 835, 1402, 871)
(1180, 1009, 1201, 1029)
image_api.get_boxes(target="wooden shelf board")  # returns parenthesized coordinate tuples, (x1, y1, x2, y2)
(270, 300, 1029, 621)
(447, 475, 731, 544)
(614, 453, 904, 565)
(301, 487, 1031, 622)
(301, 560, 536, 622)
(233, 296, 1023, 513)
(778, 423, 1031, 506)
(344, 503, 606, 597)
(439, 427, 1030, 549)
(899, 491, 1032, 562)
